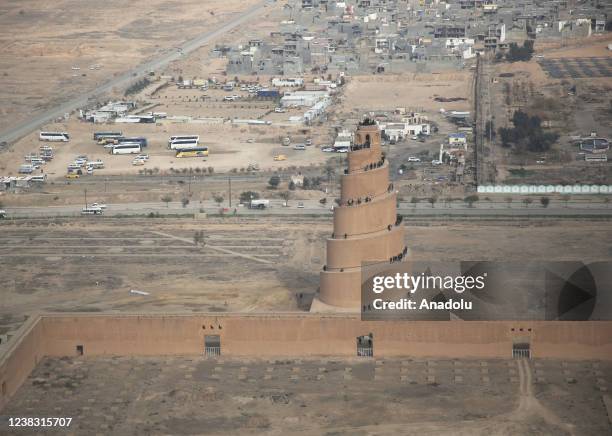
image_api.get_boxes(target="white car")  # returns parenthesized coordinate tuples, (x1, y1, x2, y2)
(136, 154, 149, 161)
(336, 148, 349, 153)
(274, 107, 286, 113)
(321, 147, 334, 152)
(407, 157, 421, 162)
(297, 202, 305, 208)
(91, 203, 107, 209)
(431, 160, 442, 166)
(411, 136, 418, 140)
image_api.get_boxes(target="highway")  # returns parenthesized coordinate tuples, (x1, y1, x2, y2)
(4, 199, 612, 219)
(0, 0, 272, 145)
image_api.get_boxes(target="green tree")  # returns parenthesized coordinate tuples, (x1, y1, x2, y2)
(240, 191, 259, 204)
(161, 194, 172, 208)
(464, 195, 479, 208)
(181, 197, 190, 208)
(505, 197, 513, 208)
(428, 196, 438, 208)
(523, 198, 533, 208)
(540, 196, 550, 208)
(213, 194, 224, 206)
(268, 175, 281, 189)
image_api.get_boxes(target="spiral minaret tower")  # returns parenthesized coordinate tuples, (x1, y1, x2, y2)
(312, 120, 407, 311)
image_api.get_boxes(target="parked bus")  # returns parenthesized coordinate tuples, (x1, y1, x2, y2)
(30, 175, 47, 183)
(111, 143, 141, 155)
(168, 135, 199, 147)
(117, 136, 147, 147)
(585, 154, 608, 162)
(93, 131, 122, 141)
(81, 207, 103, 215)
(39, 132, 69, 142)
(175, 147, 209, 158)
(169, 139, 200, 150)
(19, 164, 34, 174)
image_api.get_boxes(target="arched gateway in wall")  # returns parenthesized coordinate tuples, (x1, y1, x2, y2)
(312, 120, 407, 311)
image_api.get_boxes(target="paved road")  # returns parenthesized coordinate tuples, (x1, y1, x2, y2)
(4, 200, 612, 219)
(0, 0, 271, 145)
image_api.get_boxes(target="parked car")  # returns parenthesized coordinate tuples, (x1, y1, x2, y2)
(273, 154, 287, 161)
(407, 157, 421, 162)
(321, 147, 334, 152)
(65, 173, 80, 179)
(431, 160, 442, 166)
(297, 202, 305, 208)
(91, 203, 107, 209)
(274, 107, 286, 113)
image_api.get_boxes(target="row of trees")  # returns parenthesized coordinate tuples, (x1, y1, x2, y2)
(125, 77, 151, 96)
(268, 175, 325, 190)
(502, 40, 534, 62)
(409, 195, 555, 208)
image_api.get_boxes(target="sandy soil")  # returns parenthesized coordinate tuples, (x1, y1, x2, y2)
(0, 0, 264, 132)
(340, 72, 472, 114)
(0, 117, 333, 178)
(4, 356, 610, 434)
(0, 218, 610, 332)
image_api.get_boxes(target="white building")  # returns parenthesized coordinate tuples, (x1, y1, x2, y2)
(272, 77, 304, 87)
(280, 91, 328, 108)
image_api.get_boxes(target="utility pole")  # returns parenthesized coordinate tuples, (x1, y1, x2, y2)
(84, 188, 88, 208)
(228, 176, 232, 208)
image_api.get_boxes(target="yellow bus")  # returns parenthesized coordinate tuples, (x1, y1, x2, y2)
(175, 147, 209, 158)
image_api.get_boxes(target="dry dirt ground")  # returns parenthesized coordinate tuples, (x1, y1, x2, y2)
(3, 355, 611, 434)
(339, 71, 472, 115)
(0, 0, 263, 132)
(488, 35, 612, 185)
(1, 217, 611, 333)
(0, 117, 333, 178)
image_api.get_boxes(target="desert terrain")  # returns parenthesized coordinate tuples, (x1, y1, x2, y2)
(0, 0, 266, 132)
(1, 217, 611, 335)
(4, 355, 611, 434)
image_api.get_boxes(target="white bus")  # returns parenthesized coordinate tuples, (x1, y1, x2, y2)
(169, 139, 200, 150)
(168, 135, 199, 147)
(111, 143, 141, 155)
(30, 175, 48, 182)
(585, 154, 608, 162)
(93, 131, 122, 141)
(39, 132, 70, 142)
